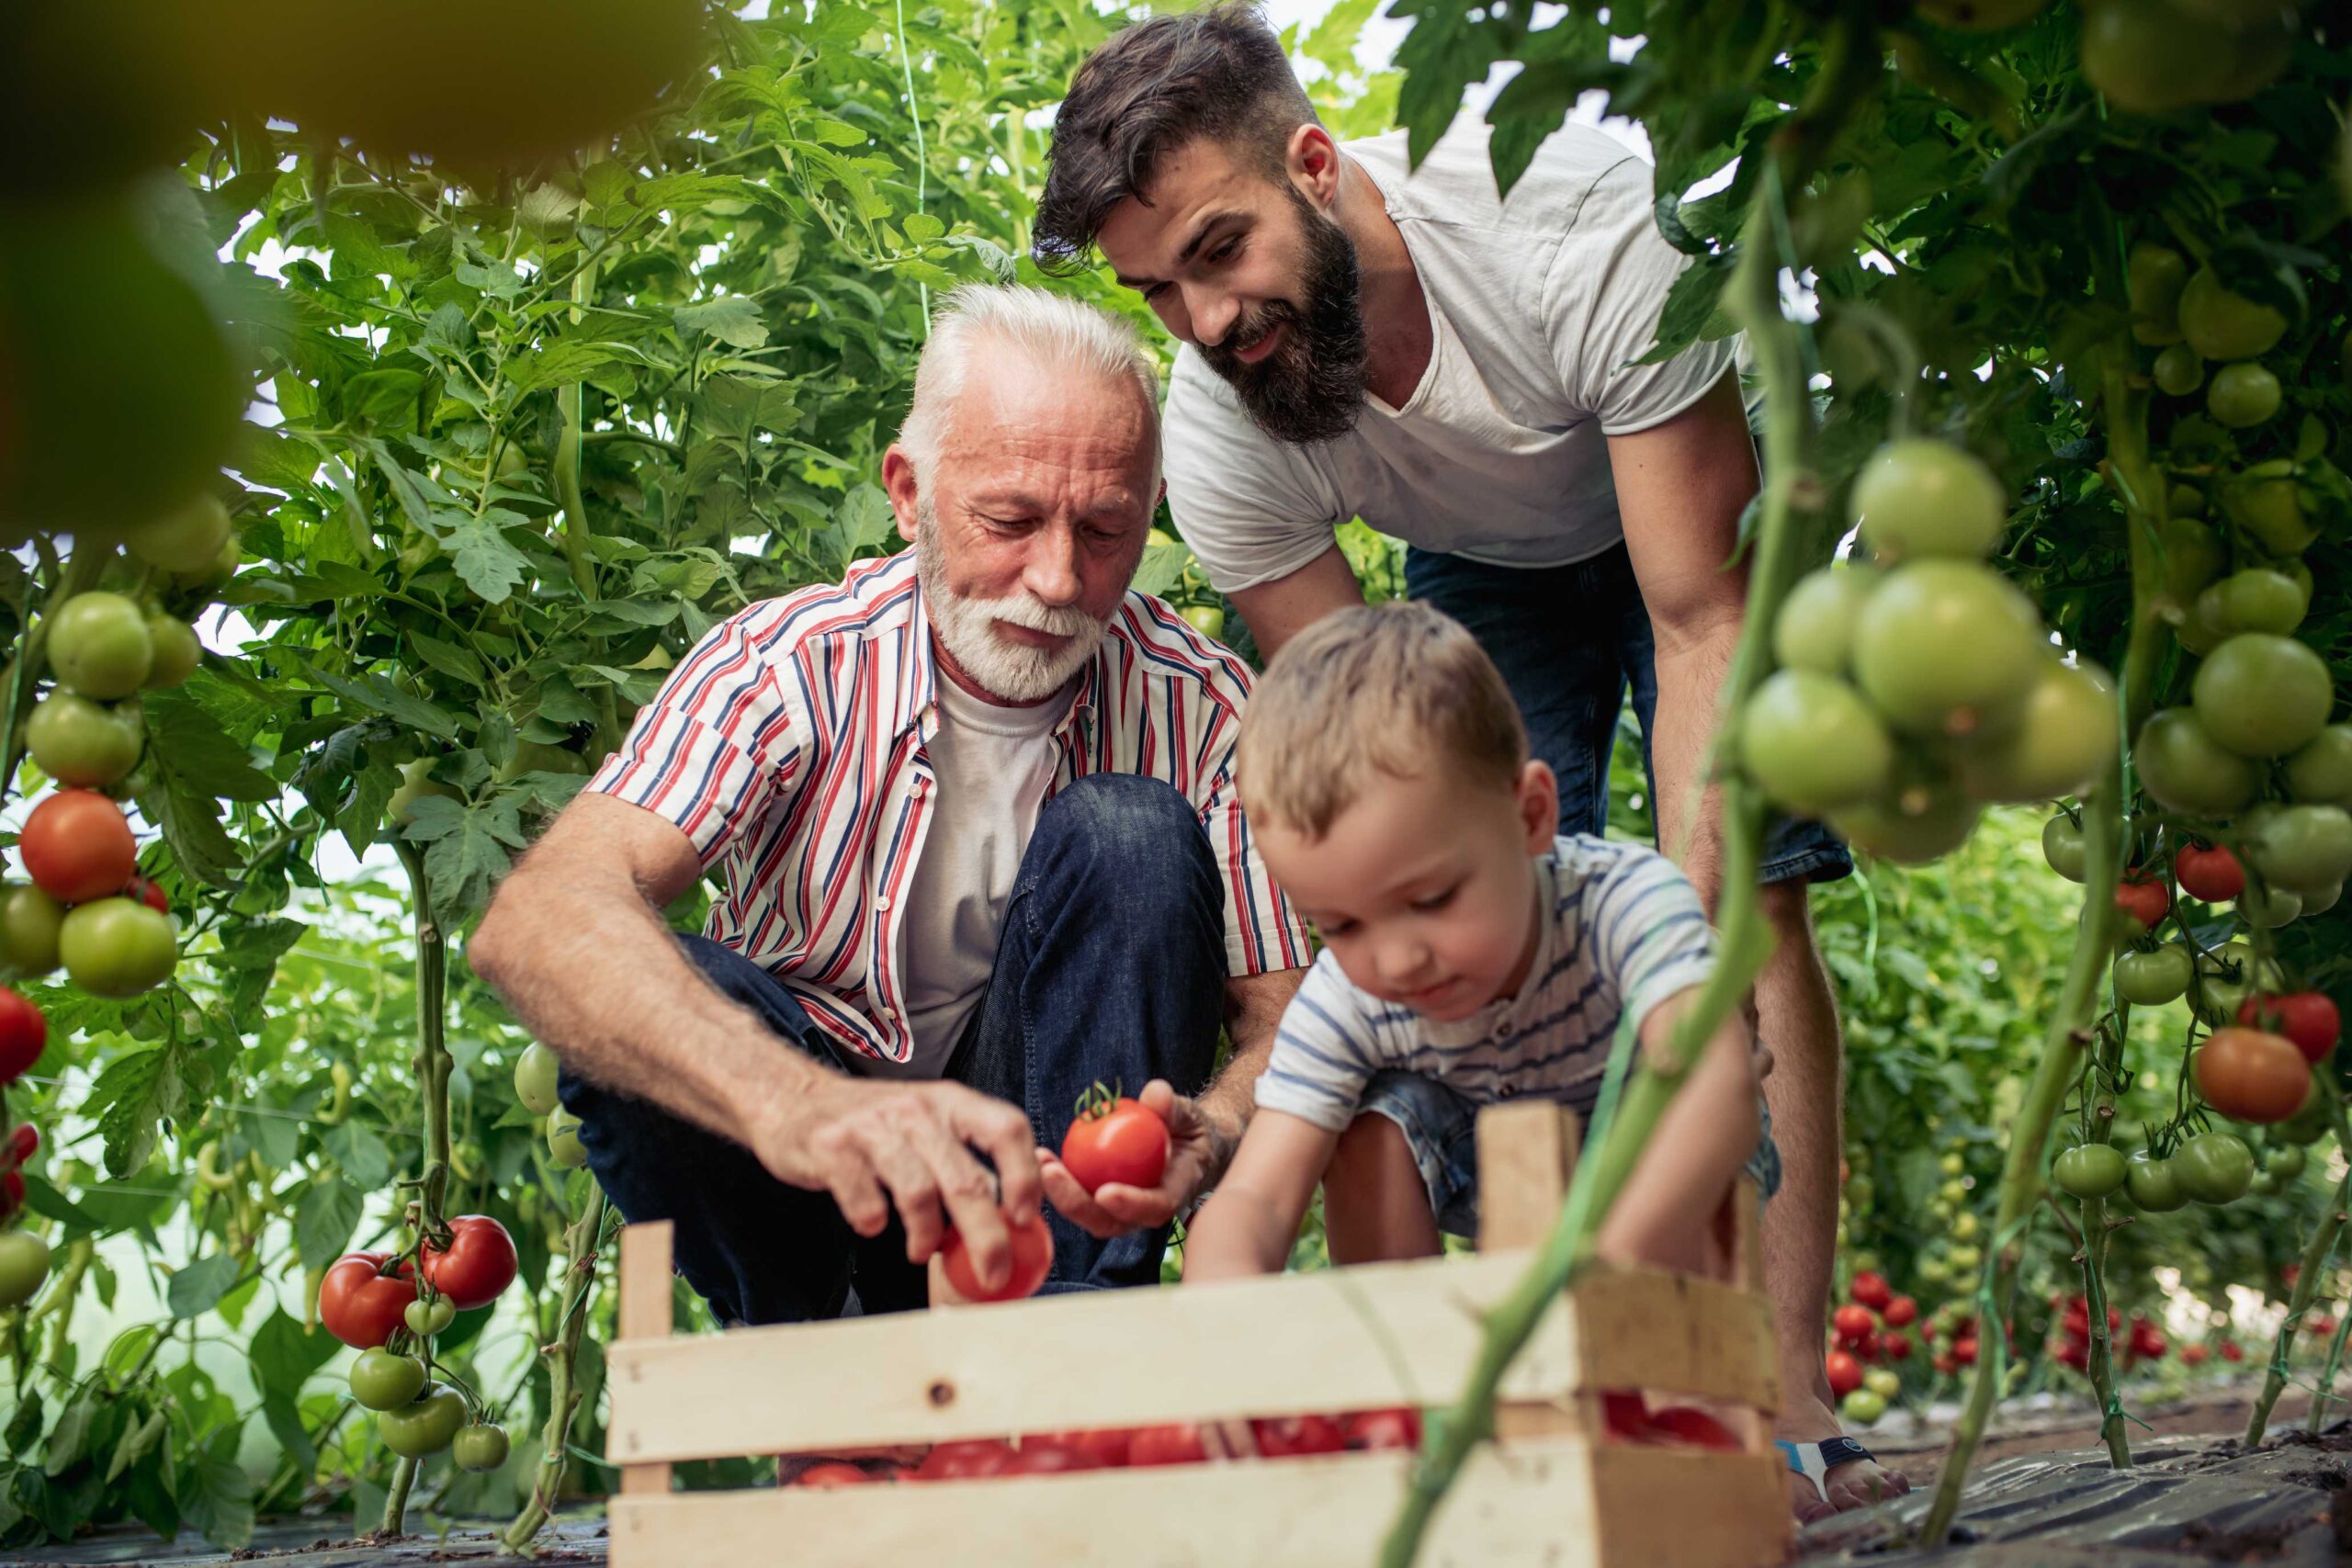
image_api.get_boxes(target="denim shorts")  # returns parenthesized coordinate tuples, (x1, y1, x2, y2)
(1406, 542, 1852, 886)
(1355, 1069, 1782, 1242)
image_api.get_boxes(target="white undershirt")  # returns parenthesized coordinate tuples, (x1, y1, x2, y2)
(868, 671, 1072, 1079)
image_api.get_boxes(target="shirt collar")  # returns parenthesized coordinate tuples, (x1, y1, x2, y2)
(898, 557, 1104, 746)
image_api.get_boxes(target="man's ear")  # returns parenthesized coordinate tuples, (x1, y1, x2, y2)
(1286, 124, 1342, 208)
(1516, 760, 1559, 853)
(882, 445, 922, 544)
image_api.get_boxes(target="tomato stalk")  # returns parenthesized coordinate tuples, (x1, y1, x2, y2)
(1380, 65, 1851, 1551)
(2308, 1296, 2352, 1433)
(1917, 348, 2170, 1544)
(502, 1181, 607, 1552)
(551, 258, 621, 757)
(2245, 1088, 2352, 1450)
(380, 840, 453, 1539)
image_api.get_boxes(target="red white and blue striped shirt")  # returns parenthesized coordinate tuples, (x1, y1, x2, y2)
(586, 550, 1311, 1068)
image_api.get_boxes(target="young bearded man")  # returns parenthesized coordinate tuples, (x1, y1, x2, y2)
(1034, 5, 1899, 1519)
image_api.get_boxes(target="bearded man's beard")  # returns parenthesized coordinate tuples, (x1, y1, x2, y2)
(1199, 185, 1369, 446)
(914, 497, 1108, 704)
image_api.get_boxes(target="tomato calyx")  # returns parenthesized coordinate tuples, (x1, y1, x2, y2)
(1070, 1078, 1126, 1123)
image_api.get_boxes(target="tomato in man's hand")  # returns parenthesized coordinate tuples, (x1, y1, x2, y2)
(941, 1216, 1053, 1303)
(1058, 1083, 1170, 1194)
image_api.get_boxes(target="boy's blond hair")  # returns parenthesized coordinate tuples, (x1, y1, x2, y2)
(1235, 602, 1529, 838)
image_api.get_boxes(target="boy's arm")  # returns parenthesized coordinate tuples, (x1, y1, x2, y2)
(1593, 988, 1760, 1273)
(1180, 1110, 1340, 1282)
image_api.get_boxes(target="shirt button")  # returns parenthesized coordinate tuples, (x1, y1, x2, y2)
(1498, 1084, 1517, 1100)
(875, 894, 891, 911)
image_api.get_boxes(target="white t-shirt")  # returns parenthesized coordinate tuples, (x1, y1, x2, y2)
(866, 671, 1074, 1079)
(1162, 120, 1739, 591)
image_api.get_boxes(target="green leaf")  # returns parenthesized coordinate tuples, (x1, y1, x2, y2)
(901, 212, 945, 243)
(506, 339, 632, 395)
(166, 1252, 242, 1320)
(407, 631, 485, 686)
(20, 1173, 110, 1235)
(674, 296, 771, 350)
(298, 659, 460, 741)
(294, 1178, 365, 1271)
(148, 775, 243, 889)
(226, 421, 321, 491)
(142, 690, 278, 803)
(1130, 542, 1189, 600)
(432, 507, 532, 604)
(44, 1393, 96, 1476)
(323, 1121, 392, 1190)
(401, 795, 528, 925)
(186, 1450, 255, 1551)
(106, 1410, 167, 1485)
(85, 1046, 190, 1179)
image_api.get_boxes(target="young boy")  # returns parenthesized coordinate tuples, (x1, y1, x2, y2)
(1184, 602, 1776, 1280)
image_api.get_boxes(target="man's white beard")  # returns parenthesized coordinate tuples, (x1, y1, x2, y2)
(913, 500, 1109, 704)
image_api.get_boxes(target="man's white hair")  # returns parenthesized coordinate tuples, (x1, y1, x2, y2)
(895, 284, 1162, 485)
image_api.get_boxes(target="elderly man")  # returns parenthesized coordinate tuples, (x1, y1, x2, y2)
(469, 285, 1307, 1324)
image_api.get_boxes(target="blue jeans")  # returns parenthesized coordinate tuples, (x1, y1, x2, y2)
(1406, 542, 1852, 886)
(559, 774, 1228, 1325)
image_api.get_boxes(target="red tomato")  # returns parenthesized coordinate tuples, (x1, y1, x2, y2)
(0, 988, 45, 1085)
(2181, 1344, 2211, 1366)
(2115, 874, 2170, 932)
(319, 1251, 417, 1349)
(1882, 1330, 1914, 1359)
(1932, 1351, 1959, 1375)
(2053, 1340, 2087, 1371)
(1831, 1303, 1876, 1345)
(913, 1440, 1017, 1482)
(1343, 1407, 1422, 1450)
(1058, 1090, 1170, 1194)
(2195, 1027, 2313, 1123)
(1003, 1441, 1102, 1476)
(1602, 1391, 1652, 1441)
(1856, 1329, 1884, 1363)
(2238, 993, 2342, 1065)
(941, 1218, 1054, 1303)
(0, 1169, 22, 1221)
(1882, 1294, 1918, 1327)
(793, 1461, 875, 1487)
(421, 1214, 518, 1310)
(124, 876, 168, 914)
(1850, 1270, 1893, 1311)
(20, 790, 137, 905)
(1825, 1350, 1864, 1399)
(1645, 1406, 1743, 1451)
(5, 1123, 35, 1168)
(1252, 1414, 1346, 1458)
(1126, 1423, 1208, 1468)
(1953, 1337, 1979, 1366)
(2221, 1340, 2245, 1362)
(2308, 1314, 2340, 1339)
(1030, 1427, 1132, 1468)
(2174, 842, 2245, 903)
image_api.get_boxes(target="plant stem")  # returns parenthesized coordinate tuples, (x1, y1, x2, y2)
(503, 1183, 608, 1552)
(382, 841, 451, 1539)
(551, 258, 621, 756)
(2309, 1299, 2352, 1434)
(379, 1457, 418, 1538)
(2246, 1169, 2351, 1449)
(2075, 1023, 2131, 1468)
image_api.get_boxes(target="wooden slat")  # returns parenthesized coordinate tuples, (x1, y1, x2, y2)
(614, 1222, 675, 1498)
(605, 1250, 1578, 1463)
(610, 1437, 1611, 1568)
(1589, 1444, 1790, 1567)
(1567, 1264, 1781, 1414)
(1475, 1101, 1579, 1253)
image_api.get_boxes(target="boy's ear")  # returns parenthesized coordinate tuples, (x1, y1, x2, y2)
(1515, 760, 1558, 852)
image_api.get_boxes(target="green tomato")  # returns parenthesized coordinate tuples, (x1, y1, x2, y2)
(2278, 1095, 2332, 1146)
(2126, 1151, 2188, 1212)
(58, 897, 178, 998)
(2246, 805, 2352, 895)
(1939, 1151, 1966, 1178)
(390, 759, 459, 829)
(126, 491, 232, 574)
(1833, 782, 1983, 866)
(2192, 635, 2333, 760)
(1849, 438, 2007, 561)
(2152, 344, 2203, 396)
(349, 1348, 428, 1411)
(1917, 1254, 1951, 1285)
(403, 1296, 458, 1337)
(1863, 1368, 1903, 1399)
(2212, 569, 2309, 637)
(1180, 604, 1225, 642)
(2250, 1169, 2280, 1196)
(2236, 881, 2302, 930)
(26, 692, 142, 789)
(2207, 362, 2282, 428)
(2167, 483, 2206, 518)
(2196, 940, 2280, 1025)
(0, 884, 65, 977)
(164, 535, 240, 597)
(2285, 727, 2352, 807)
(2269, 1145, 2307, 1180)
(46, 592, 154, 700)
(377, 1385, 467, 1459)
(2114, 946, 2193, 1007)
(1739, 671, 1894, 817)
(2132, 707, 2257, 817)
(1957, 658, 2115, 804)
(1852, 560, 2044, 739)
(1951, 1211, 1981, 1242)
(141, 613, 202, 689)
(2053, 1144, 2129, 1199)
(2221, 461, 2315, 556)
(2179, 267, 2289, 362)
(1949, 1243, 1982, 1272)
(1772, 566, 1876, 675)
(548, 1107, 587, 1168)
(2042, 814, 2088, 882)
(514, 1041, 561, 1116)
(2172, 1132, 2255, 1204)
(2303, 882, 2344, 918)
(2126, 243, 2190, 344)
(2159, 518, 2222, 609)
(0, 1233, 51, 1308)
(454, 1423, 511, 1472)
(1841, 1387, 1886, 1425)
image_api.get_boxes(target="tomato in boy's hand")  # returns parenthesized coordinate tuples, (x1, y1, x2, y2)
(1059, 1083, 1170, 1193)
(940, 1217, 1054, 1303)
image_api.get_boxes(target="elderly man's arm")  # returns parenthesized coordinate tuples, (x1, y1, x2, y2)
(470, 792, 1046, 1289)
(1037, 964, 1306, 1238)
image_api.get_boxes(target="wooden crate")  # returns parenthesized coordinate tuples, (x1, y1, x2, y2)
(602, 1101, 1792, 1567)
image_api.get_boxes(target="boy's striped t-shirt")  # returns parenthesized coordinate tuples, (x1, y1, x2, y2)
(1254, 835, 1717, 1132)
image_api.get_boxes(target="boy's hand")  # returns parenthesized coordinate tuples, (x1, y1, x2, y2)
(1038, 1079, 1231, 1238)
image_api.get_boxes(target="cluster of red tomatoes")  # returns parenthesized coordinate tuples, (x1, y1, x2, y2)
(792, 1408, 1429, 1488)
(2047, 1295, 2178, 1374)
(1825, 1270, 1936, 1424)
(320, 1215, 519, 1470)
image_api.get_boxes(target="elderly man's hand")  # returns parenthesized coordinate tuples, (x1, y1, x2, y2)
(1037, 1079, 1230, 1238)
(760, 1074, 1044, 1295)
